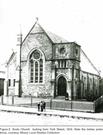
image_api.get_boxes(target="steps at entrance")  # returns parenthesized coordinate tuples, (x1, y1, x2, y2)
(56, 96, 65, 99)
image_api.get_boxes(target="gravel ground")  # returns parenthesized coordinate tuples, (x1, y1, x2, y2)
(0, 111, 103, 126)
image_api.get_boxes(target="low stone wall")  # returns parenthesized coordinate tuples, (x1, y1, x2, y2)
(1, 96, 103, 113)
(71, 101, 94, 112)
(52, 100, 95, 112)
(1, 96, 13, 105)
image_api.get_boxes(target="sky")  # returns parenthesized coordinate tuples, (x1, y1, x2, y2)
(0, 0, 103, 75)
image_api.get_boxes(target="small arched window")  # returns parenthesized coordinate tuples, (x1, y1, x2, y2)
(30, 59, 34, 83)
(29, 50, 44, 83)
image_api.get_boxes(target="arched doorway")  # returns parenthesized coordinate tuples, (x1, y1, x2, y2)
(57, 76, 67, 96)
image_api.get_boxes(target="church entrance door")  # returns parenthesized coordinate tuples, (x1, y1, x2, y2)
(57, 76, 67, 96)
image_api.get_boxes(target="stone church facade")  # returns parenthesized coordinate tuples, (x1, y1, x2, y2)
(4, 22, 103, 101)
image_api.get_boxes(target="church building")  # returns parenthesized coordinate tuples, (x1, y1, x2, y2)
(4, 22, 103, 102)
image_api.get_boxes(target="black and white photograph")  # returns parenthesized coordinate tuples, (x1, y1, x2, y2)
(0, 0, 103, 134)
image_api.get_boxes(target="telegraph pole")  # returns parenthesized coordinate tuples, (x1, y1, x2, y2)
(17, 32, 22, 97)
(19, 33, 22, 97)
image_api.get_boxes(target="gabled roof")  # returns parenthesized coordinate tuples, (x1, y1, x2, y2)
(46, 31, 68, 44)
(7, 52, 17, 65)
(7, 21, 75, 66)
(30, 22, 44, 34)
(80, 49, 100, 75)
(6, 21, 99, 76)
(22, 21, 75, 45)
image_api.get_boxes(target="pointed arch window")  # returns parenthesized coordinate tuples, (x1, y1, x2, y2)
(29, 50, 44, 83)
(35, 61, 38, 83)
(30, 60, 34, 83)
(39, 59, 43, 83)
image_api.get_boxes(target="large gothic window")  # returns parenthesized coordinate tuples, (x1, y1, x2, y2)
(29, 50, 44, 83)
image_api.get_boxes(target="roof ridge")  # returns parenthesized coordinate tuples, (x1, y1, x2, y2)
(37, 23, 54, 44)
(7, 51, 17, 65)
(22, 20, 38, 45)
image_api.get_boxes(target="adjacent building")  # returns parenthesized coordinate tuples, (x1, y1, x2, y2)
(0, 67, 5, 96)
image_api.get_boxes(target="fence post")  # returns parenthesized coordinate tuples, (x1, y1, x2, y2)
(12, 96, 14, 105)
(31, 95, 33, 106)
(71, 100, 72, 111)
(1, 95, 3, 105)
(50, 98, 52, 109)
(93, 101, 95, 112)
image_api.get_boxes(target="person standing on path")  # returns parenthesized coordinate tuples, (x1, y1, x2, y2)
(40, 101, 43, 112)
(43, 101, 46, 111)
(37, 102, 40, 111)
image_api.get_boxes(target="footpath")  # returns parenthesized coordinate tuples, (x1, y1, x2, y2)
(0, 104, 103, 121)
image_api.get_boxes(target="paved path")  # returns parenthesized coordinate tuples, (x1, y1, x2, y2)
(0, 105, 103, 121)
(0, 96, 103, 121)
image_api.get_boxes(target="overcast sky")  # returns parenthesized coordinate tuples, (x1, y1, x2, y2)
(0, 0, 103, 75)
